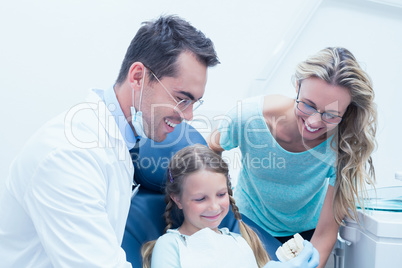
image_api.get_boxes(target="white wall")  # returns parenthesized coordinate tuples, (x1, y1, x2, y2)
(0, 0, 309, 185)
(1, 0, 401, 188)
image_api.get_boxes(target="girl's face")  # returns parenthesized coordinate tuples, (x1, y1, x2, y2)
(171, 169, 230, 236)
(294, 77, 351, 142)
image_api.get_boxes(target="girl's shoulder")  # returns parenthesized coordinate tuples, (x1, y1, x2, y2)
(153, 229, 187, 256)
(220, 228, 249, 244)
(156, 229, 182, 244)
(151, 230, 182, 266)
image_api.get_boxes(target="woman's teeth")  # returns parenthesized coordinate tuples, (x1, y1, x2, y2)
(165, 119, 177, 128)
(304, 121, 319, 132)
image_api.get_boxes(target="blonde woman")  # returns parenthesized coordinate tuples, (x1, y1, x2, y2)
(207, 47, 377, 267)
(141, 144, 319, 268)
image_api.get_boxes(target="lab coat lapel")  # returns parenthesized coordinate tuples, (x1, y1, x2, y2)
(84, 89, 134, 174)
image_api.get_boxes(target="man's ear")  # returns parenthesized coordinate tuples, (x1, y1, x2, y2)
(170, 194, 183, 209)
(127, 62, 146, 91)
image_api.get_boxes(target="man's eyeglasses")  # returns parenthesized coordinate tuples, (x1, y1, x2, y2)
(148, 69, 203, 113)
(296, 82, 343, 125)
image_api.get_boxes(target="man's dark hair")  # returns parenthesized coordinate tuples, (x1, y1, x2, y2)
(116, 15, 219, 84)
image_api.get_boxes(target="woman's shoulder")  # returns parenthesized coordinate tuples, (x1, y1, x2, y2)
(262, 95, 295, 128)
(263, 95, 294, 115)
(239, 95, 292, 116)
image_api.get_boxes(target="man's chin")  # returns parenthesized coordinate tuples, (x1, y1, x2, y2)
(149, 132, 167, 143)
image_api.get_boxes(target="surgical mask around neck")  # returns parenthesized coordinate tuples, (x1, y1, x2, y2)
(131, 67, 148, 139)
(131, 106, 147, 139)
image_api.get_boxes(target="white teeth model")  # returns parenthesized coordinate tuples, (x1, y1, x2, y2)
(305, 121, 319, 132)
(165, 119, 177, 128)
(275, 233, 304, 262)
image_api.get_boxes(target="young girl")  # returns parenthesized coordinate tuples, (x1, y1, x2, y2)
(207, 47, 377, 267)
(141, 144, 319, 268)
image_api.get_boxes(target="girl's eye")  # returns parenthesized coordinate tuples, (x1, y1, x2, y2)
(194, 197, 205, 202)
(218, 192, 227, 198)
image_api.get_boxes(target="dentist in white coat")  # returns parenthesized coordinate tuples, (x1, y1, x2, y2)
(0, 15, 219, 267)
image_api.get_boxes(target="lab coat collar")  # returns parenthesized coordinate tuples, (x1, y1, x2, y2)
(84, 88, 134, 170)
(103, 86, 137, 150)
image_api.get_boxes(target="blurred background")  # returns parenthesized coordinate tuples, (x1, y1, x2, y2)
(1, 0, 402, 189)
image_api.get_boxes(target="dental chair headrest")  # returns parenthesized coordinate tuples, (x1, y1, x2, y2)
(134, 122, 207, 193)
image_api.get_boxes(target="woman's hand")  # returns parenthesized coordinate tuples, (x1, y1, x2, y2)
(264, 241, 319, 268)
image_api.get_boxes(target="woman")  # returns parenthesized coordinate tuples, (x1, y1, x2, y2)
(207, 47, 377, 267)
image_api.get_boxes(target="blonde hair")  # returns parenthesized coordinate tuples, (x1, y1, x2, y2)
(141, 144, 270, 268)
(294, 47, 377, 224)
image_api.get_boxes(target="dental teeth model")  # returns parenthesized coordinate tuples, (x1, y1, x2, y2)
(275, 233, 304, 262)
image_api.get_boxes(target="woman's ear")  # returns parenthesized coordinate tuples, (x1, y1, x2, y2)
(170, 194, 183, 209)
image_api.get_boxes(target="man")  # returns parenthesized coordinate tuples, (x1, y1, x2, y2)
(0, 15, 219, 267)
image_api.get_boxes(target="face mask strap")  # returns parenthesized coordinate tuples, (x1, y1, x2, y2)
(138, 67, 146, 113)
(132, 66, 146, 117)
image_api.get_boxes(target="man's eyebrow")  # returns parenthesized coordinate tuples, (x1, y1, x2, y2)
(177, 90, 196, 101)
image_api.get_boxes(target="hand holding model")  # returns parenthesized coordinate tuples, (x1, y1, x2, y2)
(276, 233, 305, 262)
(265, 238, 319, 268)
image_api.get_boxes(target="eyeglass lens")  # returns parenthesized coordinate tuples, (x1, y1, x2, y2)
(175, 99, 203, 112)
(150, 70, 203, 113)
(297, 102, 341, 124)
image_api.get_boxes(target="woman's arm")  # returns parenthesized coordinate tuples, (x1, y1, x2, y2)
(310, 186, 340, 268)
(206, 128, 225, 154)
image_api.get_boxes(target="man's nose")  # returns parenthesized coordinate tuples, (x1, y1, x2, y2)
(181, 107, 193, 121)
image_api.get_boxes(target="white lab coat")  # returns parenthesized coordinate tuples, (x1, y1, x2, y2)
(0, 89, 134, 267)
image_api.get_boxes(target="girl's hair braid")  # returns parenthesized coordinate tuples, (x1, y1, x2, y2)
(163, 197, 175, 233)
(228, 181, 270, 267)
